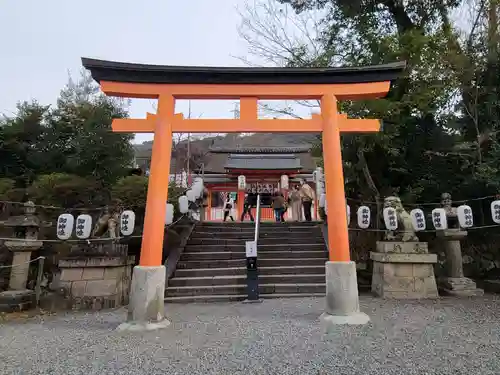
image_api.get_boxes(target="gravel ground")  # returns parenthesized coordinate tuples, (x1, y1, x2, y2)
(1, 295, 500, 375)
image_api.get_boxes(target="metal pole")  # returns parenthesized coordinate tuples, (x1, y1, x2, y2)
(244, 194, 261, 303)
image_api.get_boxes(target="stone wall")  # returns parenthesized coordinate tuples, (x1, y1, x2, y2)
(58, 255, 135, 310)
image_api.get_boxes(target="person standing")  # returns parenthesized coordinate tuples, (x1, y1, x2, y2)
(299, 179, 315, 222)
(290, 185, 302, 221)
(223, 195, 235, 222)
(272, 192, 285, 223)
(240, 190, 255, 222)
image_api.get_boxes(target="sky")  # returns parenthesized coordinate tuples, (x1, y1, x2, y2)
(0, 0, 264, 143)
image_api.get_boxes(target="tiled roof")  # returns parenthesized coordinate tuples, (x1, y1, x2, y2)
(224, 154, 301, 170)
(209, 146, 311, 154)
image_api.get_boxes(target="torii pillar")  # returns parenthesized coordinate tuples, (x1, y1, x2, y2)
(82, 57, 405, 330)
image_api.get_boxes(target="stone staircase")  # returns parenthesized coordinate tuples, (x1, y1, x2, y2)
(165, 221, 328, 303)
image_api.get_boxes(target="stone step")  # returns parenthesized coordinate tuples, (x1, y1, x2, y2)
(165, 283, 326, 297)
(164, 293, 325, 303)
(169, 274, 326, 287)
(177, 258, 327, 269)
(174, 265, 326, 278)
(190, 230, 322, 239)
(183, 243, 326, 253)
(187, 237, 325, 245)
(180, 250, 327, 261)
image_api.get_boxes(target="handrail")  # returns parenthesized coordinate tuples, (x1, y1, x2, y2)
(254, 194, 261, 244)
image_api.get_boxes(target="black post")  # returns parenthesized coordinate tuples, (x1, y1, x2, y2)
(246, 254, 259, 300)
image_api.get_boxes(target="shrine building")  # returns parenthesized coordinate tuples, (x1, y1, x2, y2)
(134, 141, 320, 221)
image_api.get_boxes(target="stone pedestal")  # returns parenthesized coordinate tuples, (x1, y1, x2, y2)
(371, 241, 438, 299)
(319, 261, 370, 329)
(117, 265, 171, 332)
(57, 255, 135, 310)
(6, 240, 43, 290)
(0, 240, 43, 312)
(437, 230, 484, 296)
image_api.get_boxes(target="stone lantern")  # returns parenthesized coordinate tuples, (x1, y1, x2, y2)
(0, 201, 51, 311)
(436, 193, 484, 296)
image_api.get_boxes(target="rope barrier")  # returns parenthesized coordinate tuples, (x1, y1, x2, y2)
(1, 191, 498, 211)
(0, 256, 45, 269)
(345, 194, 500, 206)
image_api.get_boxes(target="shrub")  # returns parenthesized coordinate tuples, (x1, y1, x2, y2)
(27, 173, 104, 208)
(111, 175, 148, 209)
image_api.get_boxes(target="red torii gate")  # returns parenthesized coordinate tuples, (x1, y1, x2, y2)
(83, 58, 404, 328)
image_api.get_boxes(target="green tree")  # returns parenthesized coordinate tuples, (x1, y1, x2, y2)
(240, 0, 500, 207)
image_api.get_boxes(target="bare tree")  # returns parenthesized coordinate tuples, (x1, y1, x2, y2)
(237, 0, 329, 118)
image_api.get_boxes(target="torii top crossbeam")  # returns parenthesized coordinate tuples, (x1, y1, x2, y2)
(82, 57, 405, 267)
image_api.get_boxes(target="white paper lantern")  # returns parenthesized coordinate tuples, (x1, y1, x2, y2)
(178, 195, 189, 214)
(280, 175, 289, 190)
(431, 208, 448, 230)
(192, 184, 202, 199)
(491, 200, 500, 224)
(56, 213, 74, 240)
(120, 210, 135, 236)
(186, 190, 196, 202)
(192, 178, 204, 198)
(410, 208, 426, 231)
(346, 204, 351, 225)
(75, 214, 92, 239)
(357, 206, 370, 229)
(383, 207, 398, 230)
(324, 200, 328, 215)
(238, 175, 246, 190)
(457, 205, 473, 228)
(165, 203, 174, 225)
(314, 167, 325, 196)
(318, 193, 326, 208)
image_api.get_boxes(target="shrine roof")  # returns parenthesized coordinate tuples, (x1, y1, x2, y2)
(82, 58, 406, 85)
(209, 146, 310, 154)
(225, 154, 301, 170)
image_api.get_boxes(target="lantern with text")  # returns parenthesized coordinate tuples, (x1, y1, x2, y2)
(431, 208, 447, 230)
(313, 167, 325, 197)
(318, 193, 326, 208)
(56, 213, 74, 240)
(280, 175, 289, 190)
(165, 203, 174, 225)
(410, 208, 426, 231)
(346, 204, 351, 225)
(75, 214, 92, 239)
(491, 200, 500, 224)
(192, 178, 204, 198)
(120, 210, 135, 236)
(186, 190, 196, 202)
(178, 195, 189, 214)
(383, 207, 398, 230)
(357, 206, 370, 229)
(238, 175, 246, 190)
(457, 205, 473, 228)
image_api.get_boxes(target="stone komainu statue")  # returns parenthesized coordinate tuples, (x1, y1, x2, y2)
(383, 196, 419, 242)
(92, 207, 120, 239)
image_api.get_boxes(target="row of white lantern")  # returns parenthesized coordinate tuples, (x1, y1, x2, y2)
(56, 210, 136, 240)
(165, 178, 206, 225)
(319, 196, 478, 231)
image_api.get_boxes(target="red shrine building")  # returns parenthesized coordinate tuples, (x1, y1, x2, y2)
(134, 140, 320, 221)
(202, 146, 318, 221)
